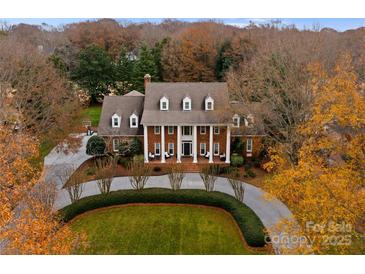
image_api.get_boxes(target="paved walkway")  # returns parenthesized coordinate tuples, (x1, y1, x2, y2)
(44, 133, 94, 190)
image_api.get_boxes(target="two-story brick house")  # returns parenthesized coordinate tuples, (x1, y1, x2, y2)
(97, 75, 264, 164)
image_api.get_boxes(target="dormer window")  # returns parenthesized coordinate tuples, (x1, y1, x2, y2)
(244, 114, 254, 127)
(129, 113, 138, 128)
(205, 96, 214, 111)
(183, 96, 191, 111)
(112, 114, 120, 128)
(233, 114, 240, 128)
(160, 96, 169, 111)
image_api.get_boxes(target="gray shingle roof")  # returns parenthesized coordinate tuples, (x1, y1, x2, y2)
(140, 82, 231, 125)
(97, 95, 144, 136)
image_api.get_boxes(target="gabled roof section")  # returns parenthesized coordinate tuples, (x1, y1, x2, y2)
(141, 82, 231, 125)
(98, 95, 144, 136)
(124, 90, 145, 97)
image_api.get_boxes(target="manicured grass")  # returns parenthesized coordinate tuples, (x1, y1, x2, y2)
(70, 205, 261, 255)
(82, 105, 102, 127)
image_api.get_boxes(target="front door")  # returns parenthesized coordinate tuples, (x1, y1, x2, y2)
(182, 142, 192, 156)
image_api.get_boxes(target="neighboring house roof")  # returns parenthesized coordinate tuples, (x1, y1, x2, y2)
(230, 101, 265, 136)
(98, 95, 144, 136)
(141, 82, 231, 125)
(124, 90, 145, 97)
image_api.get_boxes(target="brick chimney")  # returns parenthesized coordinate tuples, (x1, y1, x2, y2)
(144, 74, 151, 90)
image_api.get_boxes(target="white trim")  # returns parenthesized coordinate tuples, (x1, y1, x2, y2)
(213, 126, 220, 135)
(154, 143, 161, 155)
(182, 126, 192, 136)
(112, 139, 120, 152)
(200, 126, 206, 134)
(168, 126, 174, 135)
(183, 96, 192, 111)
(144, 126, 148, 163)
(233, 114, 240, 128)
(154, 126, 160, 135)
(205, 96, 214, 111)
(246, 138, 253, 152)
(168, 142, 174, 155)
(111, 114, 120, 128)
(160, 96, 169, 111)
(161, 125, 166, 163)
(200, 143, 206, 156)
(129, 113, 138, 128)
(213, 142, 220, 156)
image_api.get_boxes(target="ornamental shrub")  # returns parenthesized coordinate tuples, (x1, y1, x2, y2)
(86, 136, 106, 155)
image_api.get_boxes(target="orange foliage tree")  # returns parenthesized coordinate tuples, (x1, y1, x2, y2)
(264, 55, 365, 254)
(0, 126, 86, 254)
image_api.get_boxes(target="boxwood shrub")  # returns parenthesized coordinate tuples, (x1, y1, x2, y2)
(60, 188, 267, 247)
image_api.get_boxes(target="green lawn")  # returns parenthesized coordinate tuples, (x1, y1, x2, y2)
(81, 105, 102, 127)
(70, 205, 260, 255)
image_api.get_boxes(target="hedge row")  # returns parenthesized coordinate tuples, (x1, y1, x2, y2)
(60, 188, 267, 247)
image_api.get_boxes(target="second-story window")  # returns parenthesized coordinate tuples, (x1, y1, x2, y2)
(129, 114, 138, 128)
(154, 126, 160, 135)
(160, 96, 169, 111)
(233, 114, 240, 128)
(214, 126, 220, 135)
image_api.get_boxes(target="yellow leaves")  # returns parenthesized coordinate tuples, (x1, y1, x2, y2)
(264, 55, 365, 254)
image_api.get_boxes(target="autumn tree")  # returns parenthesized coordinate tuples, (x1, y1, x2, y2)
(228, 47, 313, 165)
(216, 36, 256, 80)
(0, 36, 82, 153)
(0, 126, 85, 254)
(65, 19, 138, 58)
(162, 23, 218, 82)
(264, 55, 365, 254)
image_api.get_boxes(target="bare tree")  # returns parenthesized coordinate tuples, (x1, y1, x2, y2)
(95, 156, 117, 195)
(57, 165, 85, 203)
(168, 165, 185, 190)
(228, 178, 245, 202)
(128, 158, 151, 190)
(199, 165, 219, 192)
(66, 183, 83, 204)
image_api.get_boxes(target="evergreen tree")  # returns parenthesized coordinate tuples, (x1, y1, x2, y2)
(132, 44, 158, 92)
(151, 38, 169, 81)
(115, 47, 135, 94)
(72, 44, 116, 103)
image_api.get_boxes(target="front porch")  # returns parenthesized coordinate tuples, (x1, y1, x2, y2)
(146, 155, 229, 172)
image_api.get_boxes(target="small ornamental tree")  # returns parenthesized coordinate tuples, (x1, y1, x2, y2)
(86, 136, 106, 156)
(168, 165, 185, 191)
(128, 157, 151, 190)
(199, 165, 220, 192)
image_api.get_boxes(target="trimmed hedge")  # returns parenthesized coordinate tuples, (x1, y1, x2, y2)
(60, 188, 267, 247)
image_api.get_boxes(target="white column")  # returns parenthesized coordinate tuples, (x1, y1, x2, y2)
(209, 125, 213, 163)
(144, 125, 149, 163)
(193, 125, 198, 163)
(177, 125, 182, 163)
(225, 126, 231, 164)
(161, 125, 165, 163)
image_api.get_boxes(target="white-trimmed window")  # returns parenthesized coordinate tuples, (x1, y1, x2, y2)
(154, 126, 160, 135)
(205, 96, 214, 111)
(233, 114, 240, 128)
(160, 96, 169, 111)
(183, 96, 192, 111)
(154, 143, 161, 155)
(247, 138, 253, 152)
(168, 126, 174, 135)
(213, 143, 219, 156)
(200, 126, 206, 134)
(213, 126, 220, 135)
(129, 113, 138, 128)
(183, 126, 192, 136)
(112, 139, 120, 152)
(200, 143, 206, 156)
(168, 143, 174, 155)
(112, 114, 120, 128)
